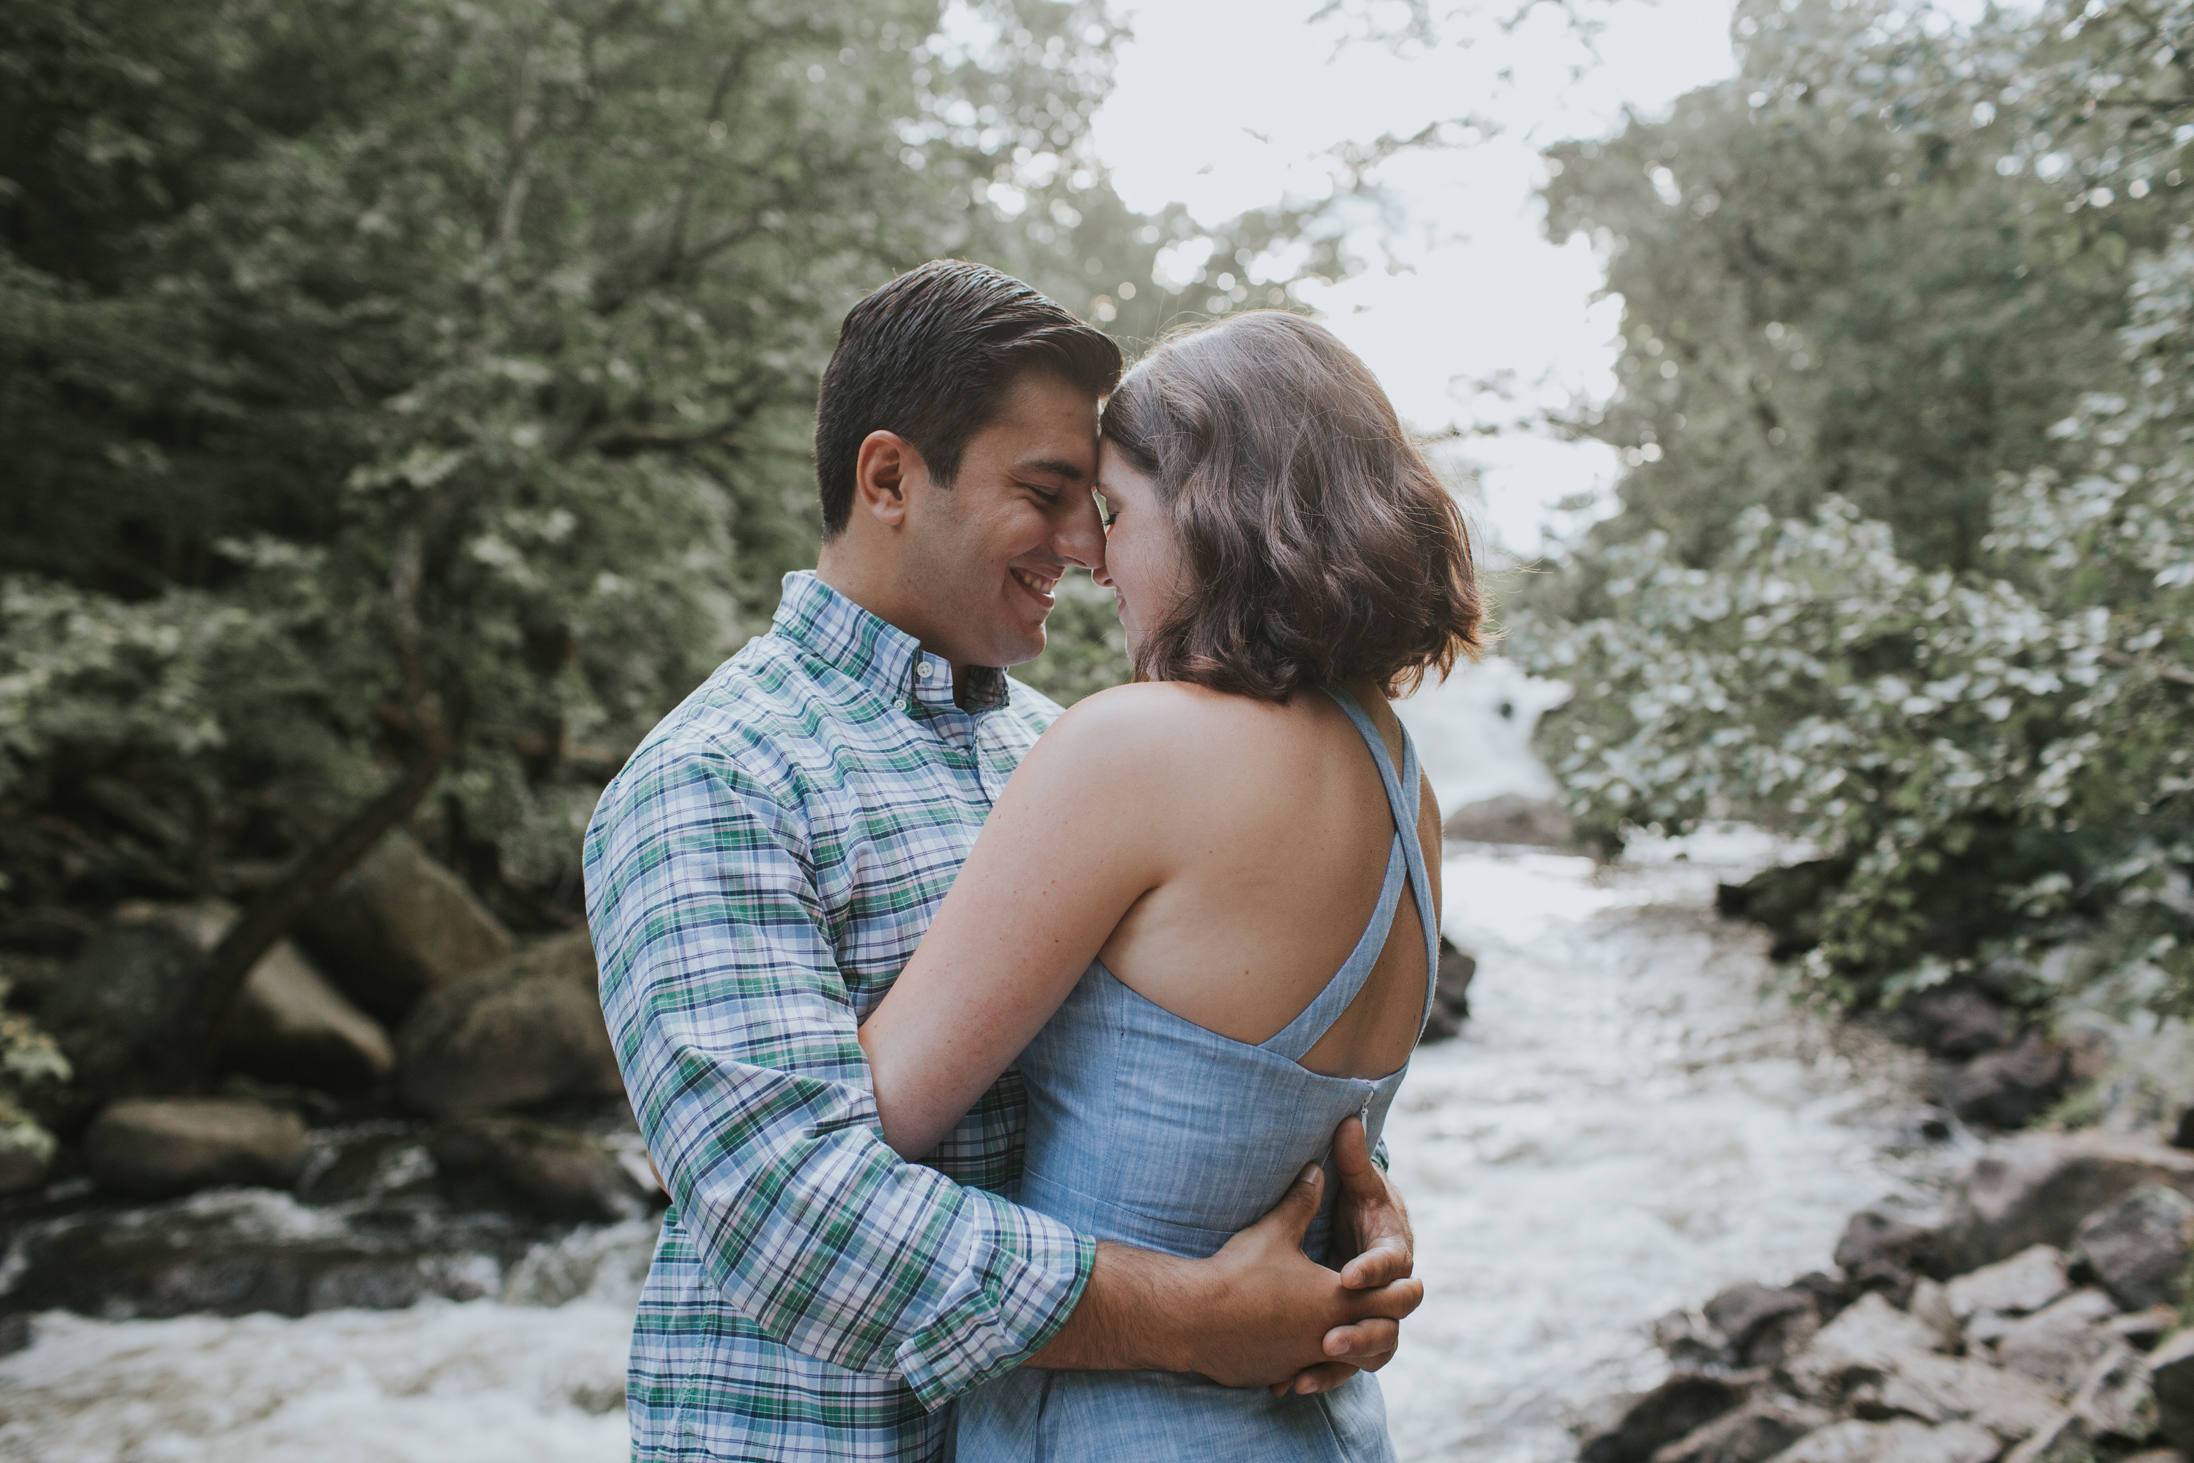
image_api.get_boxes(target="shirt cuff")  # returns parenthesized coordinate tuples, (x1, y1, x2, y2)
(892, 1193, 1095, 1411)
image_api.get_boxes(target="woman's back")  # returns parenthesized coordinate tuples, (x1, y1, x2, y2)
(1073, 677, 1442, 1080)
(953, 686, 1436, 1463)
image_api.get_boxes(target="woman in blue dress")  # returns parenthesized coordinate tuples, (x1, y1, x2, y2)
(859, 310, 1480, 1461)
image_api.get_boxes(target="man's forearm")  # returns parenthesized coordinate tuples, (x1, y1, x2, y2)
(1025, 1241, 1195, 1372)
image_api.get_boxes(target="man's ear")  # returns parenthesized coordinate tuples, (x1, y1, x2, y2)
(853, 430, 925, 529)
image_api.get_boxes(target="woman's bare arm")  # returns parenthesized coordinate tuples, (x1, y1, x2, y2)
(858, 686, 1176, 1157)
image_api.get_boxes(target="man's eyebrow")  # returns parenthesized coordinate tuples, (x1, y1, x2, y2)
(1017, 456, 1091, 484)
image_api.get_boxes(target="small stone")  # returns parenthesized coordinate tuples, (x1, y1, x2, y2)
(1940, 1132, 2194, 1274)
(2072, 1184, 2194, 1311)
(1834, 1210, 1938, 1304)
(1765, 1418, 1997, 1463)
(1991, 1289, 2122, 1398)
(85, 1097, 308, 1197)
(1945, 1244, 2071, 1322)
(1418, 939, 1477, 1043)
(1580, 1374, 1749, 1463)
(2152, 1329, 2194, 1452)
(1937, 1030, 2068, 1130)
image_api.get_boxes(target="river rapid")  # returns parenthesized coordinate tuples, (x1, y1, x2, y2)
(0, 672, 1961, 1463)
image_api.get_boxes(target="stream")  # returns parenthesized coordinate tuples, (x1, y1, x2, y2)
(0, 672, 1963, 1463)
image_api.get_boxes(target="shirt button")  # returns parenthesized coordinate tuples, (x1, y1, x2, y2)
(916, 663, 932, 679)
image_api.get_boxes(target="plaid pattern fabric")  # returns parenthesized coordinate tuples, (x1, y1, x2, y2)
(585, 571, 1095, 1462)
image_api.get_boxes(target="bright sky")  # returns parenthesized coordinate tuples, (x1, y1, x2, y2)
(1085, 0, 1743, 555)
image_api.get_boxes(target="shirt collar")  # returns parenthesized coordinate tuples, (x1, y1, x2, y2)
(770, 571, 1010, 714)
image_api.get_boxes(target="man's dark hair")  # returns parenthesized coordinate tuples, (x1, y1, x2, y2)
(815, 260, 1124, 537)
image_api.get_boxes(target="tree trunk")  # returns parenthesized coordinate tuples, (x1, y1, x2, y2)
(160, 508, 449, 1090)
(159, 749, 446, 1089)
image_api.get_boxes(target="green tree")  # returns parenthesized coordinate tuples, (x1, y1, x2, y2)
(1516, 0, 2194, 1023)
(2, 0, 1396, 1100)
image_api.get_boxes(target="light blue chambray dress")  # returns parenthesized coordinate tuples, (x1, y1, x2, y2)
(955, 687, 1437, 1462)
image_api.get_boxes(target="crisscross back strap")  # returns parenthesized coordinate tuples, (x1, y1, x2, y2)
(1259, 687, 1440, 1060)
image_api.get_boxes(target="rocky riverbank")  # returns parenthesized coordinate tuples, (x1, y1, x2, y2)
(0, 832, 663, 1336)
(1575, 1130, 2194, 1463)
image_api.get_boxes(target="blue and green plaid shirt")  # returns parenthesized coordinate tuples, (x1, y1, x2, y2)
(585, 571, 1095, 1462)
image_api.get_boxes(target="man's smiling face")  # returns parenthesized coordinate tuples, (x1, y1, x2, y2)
(898, 367, 1105, 672)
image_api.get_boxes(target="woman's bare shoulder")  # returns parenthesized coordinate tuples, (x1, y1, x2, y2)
(1031, 682, 1288, 783)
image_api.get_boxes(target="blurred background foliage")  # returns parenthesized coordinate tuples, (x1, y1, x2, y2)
(0, 0, 1367, 959)
(1514, 0, 2194, 1027)
(7, 0, 2192, 1078)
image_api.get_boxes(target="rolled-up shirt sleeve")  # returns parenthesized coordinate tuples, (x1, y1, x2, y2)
(585, 731, 1093, 1409)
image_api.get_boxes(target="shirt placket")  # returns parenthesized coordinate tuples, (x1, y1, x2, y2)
(911, 655, 996, 807)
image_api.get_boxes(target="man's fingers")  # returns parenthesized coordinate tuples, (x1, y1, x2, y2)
(1330, 1113, 1374, 1183)
(1282, 1361, 1359, 1396)
(1319, 1316, 1399, 1369)
(1351, 1275, 1423, 1323)
(1338, 1233, 1412, 1290)
(1259, 1161, 1325, 1241)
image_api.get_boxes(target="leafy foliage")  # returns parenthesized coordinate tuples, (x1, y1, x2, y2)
(1518, 0, 2194, 1022)
(0, 0, 1351, 937)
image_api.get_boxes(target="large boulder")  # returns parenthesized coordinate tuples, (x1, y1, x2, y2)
(1705, 1283, 1823, 1370)
(1581, 1374, 1750, 1463)
(1651, 1396, 1828, 1463)
(85, 1097, 307, 1197)
(429, 1115, 651, 1222)
(1441, 793, 1572, 847)
(1765, 1419, 1997, 1463)
(1940, 1133, 2194, 1274)
(295, 832, 513, 1024)
(395, 931, 622, 1116)
(1834, 1209, 1940, 1304)
(2072, 1185, 2194, 1311)
(1781, 1293, 2061, 1443)
(1944, 1245, 2071, 1326)
(1991, 1289, 2123, 1398)
(41, 900, 229, 1099)
(219, 938, 394, 1094)
(41, 900, 392, 1103)
(1936, 1030, 2068, 1131)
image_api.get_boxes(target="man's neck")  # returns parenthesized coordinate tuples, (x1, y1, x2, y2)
(813, 554, 983, 708)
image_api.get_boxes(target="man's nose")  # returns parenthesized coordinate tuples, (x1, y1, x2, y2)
(1056, 490, 1107, 571)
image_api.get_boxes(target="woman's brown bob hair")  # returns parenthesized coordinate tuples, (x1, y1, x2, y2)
(1100, 310, 1481, 702)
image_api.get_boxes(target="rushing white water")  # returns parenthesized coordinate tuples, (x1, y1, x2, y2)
(1380, 832, 1953, 1462)
(0, 669, 1956, 1463)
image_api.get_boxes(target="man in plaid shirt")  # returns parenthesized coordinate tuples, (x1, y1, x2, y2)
(585, 261, 1421, 1461)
